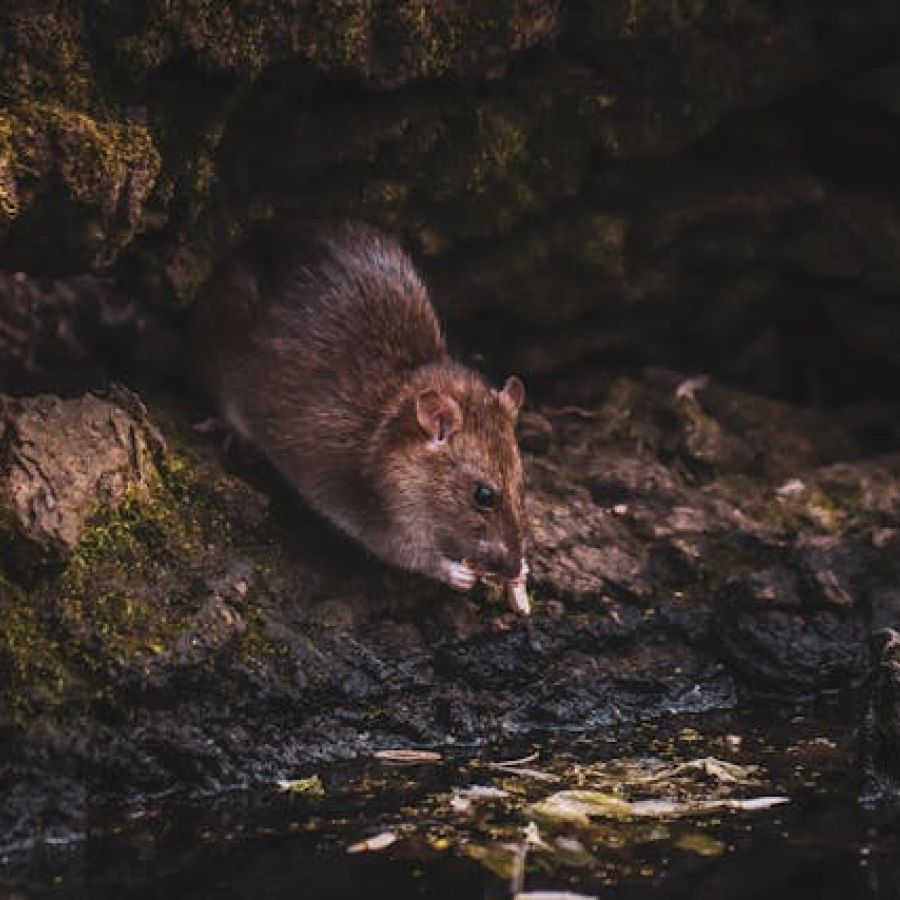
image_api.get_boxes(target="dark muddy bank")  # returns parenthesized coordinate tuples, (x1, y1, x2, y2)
(2, 369, 900, 850)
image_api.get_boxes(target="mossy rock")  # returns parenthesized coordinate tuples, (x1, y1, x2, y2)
(0, 397, 276, 724)
(0, 102, 160, 266)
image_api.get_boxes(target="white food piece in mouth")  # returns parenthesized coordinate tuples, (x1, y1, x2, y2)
(507, 580, 530, 615)
(506, 558, 531, 615)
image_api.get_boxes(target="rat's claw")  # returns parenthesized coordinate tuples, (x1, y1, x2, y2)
(441, 558, 477, 592)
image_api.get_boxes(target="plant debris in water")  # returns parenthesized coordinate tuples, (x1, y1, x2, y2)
(3, 712, 866, 898)
(275, 775, 325, 795)
(528, 790, 789, 825)
(346, 830, 398, 853)
(374, 749, 443, 764)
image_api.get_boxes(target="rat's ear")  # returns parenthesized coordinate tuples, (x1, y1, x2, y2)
(499, 376, 525, 419)
(416, 389, 462, 444)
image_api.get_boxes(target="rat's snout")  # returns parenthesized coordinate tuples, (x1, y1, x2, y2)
(475, 539, 522, 580)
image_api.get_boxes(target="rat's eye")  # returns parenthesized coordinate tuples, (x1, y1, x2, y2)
(473, 483, 497, 509)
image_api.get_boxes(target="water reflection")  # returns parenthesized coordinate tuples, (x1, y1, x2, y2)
(4, 708, 898, 900)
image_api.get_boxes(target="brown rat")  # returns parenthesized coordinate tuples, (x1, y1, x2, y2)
(195, 220, 529, 606)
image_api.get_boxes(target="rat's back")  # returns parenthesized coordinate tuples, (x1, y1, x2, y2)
(200, 219, 445, 380)
(196, 220, 447, 511)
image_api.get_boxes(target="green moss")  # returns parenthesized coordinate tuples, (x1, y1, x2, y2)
(421, 108, 541, 235)
(54, 479, 200, 671)
(0, 100, 160, 261)
(0, 448, 230, 721)
(0, 115, 19, 221)
(391, 1, 461, 76)
(232, 602, 295, 677)
(142, 69, 246, 239)
(405, 73, 591, 239)
(10, 101, 159, 208)
(111, 0, 356, 77)
(26, 446, 244, 679)
(0, 412, 300, 729)
(471, 112, 529, 193)
(323, 0, 376, 70)
(0, 5, 95, 110)
(112, 2, 263, 75)
(775, 490, 846, 534)
(0, 574, 71, 722)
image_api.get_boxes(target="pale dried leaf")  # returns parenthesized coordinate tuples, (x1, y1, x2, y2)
(347, 830, 398, 854)
(375, 749, 442, 764)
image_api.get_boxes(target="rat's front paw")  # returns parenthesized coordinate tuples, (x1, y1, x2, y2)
(440, 558, 478, 592)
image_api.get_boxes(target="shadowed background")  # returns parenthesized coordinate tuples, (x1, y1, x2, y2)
(2, 1, 900, 403)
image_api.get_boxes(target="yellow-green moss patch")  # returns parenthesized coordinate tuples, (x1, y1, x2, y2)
(0, 575, 71, 721)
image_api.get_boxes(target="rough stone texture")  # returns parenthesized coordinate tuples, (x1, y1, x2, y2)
(2, 4, 900, 399)
(862, 628, 900, 820)
(0, 271, 177, 392)
(1, 370, 898, 848)
(0, 389, 163, 561)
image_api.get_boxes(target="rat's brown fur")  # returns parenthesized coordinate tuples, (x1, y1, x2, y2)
(196, 220, 526, 589)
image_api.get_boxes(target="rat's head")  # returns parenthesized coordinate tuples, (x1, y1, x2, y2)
(375, 365, 527, 584)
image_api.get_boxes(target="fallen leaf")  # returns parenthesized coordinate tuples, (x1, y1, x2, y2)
(465, 843, 519, 880)
(487, 762, 560, 782)
(495, 752, 540, 767)
(529, 790, 633, 825)
(529, 790, 789, 824)
(674, 832, 727, 856)
(347, 830, 398, 854)
(275, 775, 324, 796)
(456, 785, 510, 800)
(375, 749, 442, 764)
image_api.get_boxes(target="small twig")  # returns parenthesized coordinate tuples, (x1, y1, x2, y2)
(494, 751, 540, 768)
(374, 749, 442, 765)
(486, 763, 560, 783)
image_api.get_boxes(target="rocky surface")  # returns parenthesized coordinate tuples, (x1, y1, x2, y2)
(3, 4, 900, 399)
(862, 628, 900, 819)
(1, 370, 898, 850)
(0, 389, 163, 560)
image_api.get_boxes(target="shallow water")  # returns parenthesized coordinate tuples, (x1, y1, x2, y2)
(4, 707, 898, 900)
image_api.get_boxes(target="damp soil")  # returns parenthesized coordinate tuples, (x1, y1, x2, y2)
(4, 705, 897, 900)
